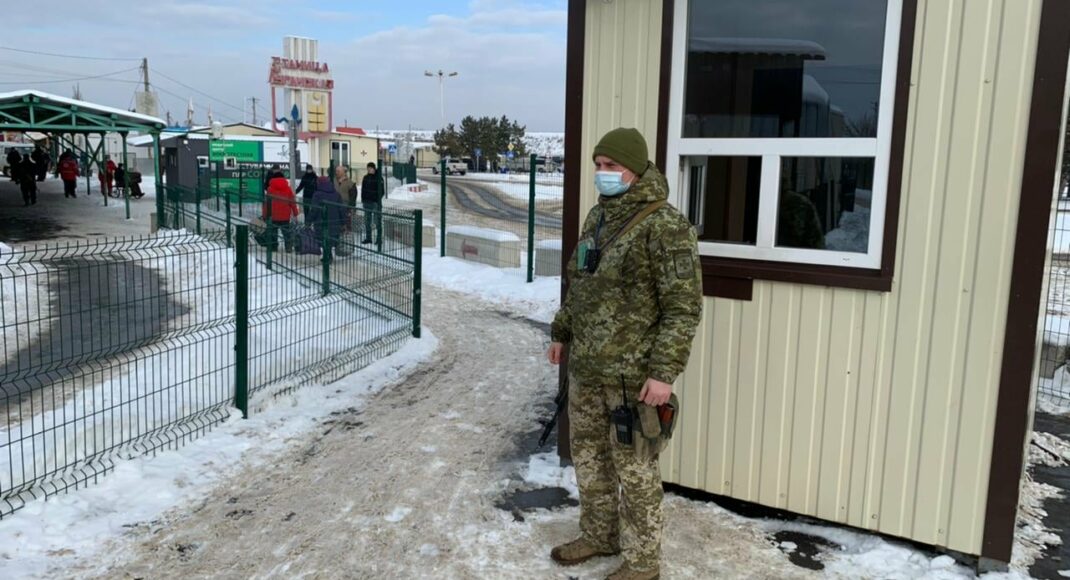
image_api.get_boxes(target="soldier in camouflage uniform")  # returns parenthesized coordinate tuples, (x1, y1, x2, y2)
(547, 128, 703, 580)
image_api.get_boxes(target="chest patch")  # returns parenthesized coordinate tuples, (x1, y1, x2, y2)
(673, 251, 695, 279)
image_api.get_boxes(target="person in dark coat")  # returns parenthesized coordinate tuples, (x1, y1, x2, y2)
(360, 162, 386, 244)
(6, 149, 22, 183)
(295, 164, 318, 213)
(19, 157, 37, 206)
(114, 164, 127, 196)
(33, 148, 50, 182)
(307, 176, 347, 259)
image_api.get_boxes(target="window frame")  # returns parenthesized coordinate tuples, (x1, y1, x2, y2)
(330, 140, 351, 167)
(664, 0, 906, 271)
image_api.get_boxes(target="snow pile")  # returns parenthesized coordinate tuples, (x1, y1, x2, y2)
(387, 182, 438, 203)
(0, 256, 48, 365)
(523, 451, 579, 500)
(1037, 366, 1070, 415)
(1044, 316, 1070, 348)
(1032, 431, 1070, 467)
(0, 330, 438, 578)
(421, 250, 560, 323)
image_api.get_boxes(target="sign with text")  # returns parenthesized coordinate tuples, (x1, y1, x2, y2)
(269, 56, 335, 90)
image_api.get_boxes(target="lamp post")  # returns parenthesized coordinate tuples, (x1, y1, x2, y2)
(424, 70, 459, 128)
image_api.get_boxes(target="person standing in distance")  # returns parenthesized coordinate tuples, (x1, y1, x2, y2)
(360, 162, 385, 245)
(547, 128, 702, 580)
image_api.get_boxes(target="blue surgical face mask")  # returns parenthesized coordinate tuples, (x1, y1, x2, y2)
(595, 171, 630, 197)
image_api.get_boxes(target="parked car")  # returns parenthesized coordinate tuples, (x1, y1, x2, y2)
(432, 158, 469, 176)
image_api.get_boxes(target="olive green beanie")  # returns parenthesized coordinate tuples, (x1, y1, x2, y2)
(592, 127, 649, 176)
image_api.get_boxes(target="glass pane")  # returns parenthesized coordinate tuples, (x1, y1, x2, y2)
(684, 0, 889, 138)
(687, 156, 762, 245)
(776, 157, 875, 252)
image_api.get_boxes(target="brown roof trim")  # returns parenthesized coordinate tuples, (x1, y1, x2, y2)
(659, 0, 917, 297)
(557, 0, 588, 461)
(655, 0, 675, 173)
(982, 0, 1070, 563)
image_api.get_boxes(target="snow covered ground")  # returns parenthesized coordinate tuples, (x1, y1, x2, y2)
(0, 332, 437, 579)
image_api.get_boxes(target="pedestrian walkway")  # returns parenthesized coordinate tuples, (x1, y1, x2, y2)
(0, 176, 156, 244)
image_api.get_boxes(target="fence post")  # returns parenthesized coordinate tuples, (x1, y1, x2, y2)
(266, 220, 274, 271)
(234, 225, 250, 419)
(527, 154, 537, 283)
(195, 191, 202, 235)
(321, 210, 331, 296)
(412, 209, 423, 338)
(440, 159, 446, 257)
(225, 193, 233, 248)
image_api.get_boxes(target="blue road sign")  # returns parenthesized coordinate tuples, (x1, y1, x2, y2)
(506, 151, 515, 159)
(388, 144, 398, 154)
(474, 148, 482, 157)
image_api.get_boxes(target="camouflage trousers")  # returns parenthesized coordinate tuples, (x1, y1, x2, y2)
(568, 376, 663, 572)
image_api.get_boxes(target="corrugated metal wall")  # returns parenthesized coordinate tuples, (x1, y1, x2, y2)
(579, 0, 1043, 555)
(579, 0, 663, 221)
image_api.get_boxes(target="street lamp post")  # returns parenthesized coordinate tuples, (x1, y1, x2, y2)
(424, 70, 459, 128)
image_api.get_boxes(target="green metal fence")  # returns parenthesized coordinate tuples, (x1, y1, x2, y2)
(0, 189, 422, 517)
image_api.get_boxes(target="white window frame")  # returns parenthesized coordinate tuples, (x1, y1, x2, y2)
(664, 0, 904, 270)
(331, 140, 351, 167)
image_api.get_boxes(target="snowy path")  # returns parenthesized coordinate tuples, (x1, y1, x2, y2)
(60, 287, 814, 580)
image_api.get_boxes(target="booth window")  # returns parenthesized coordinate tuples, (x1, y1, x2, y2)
(667, 0, 906, 279)
(331, 141, 350, 167)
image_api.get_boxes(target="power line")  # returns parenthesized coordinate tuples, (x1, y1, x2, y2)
(151, 83, 241, 124)
(151, 68, 246, 114)
(0, 66, 141, 85)
(0, 46, 142, 61)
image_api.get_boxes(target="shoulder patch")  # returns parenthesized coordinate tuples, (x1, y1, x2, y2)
(673, 250, 695, 279)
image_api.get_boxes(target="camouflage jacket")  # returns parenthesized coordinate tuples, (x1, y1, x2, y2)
(551, 163, 703, 386)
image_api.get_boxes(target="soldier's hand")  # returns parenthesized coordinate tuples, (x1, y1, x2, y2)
(547, 342, 565, 365)
(639, 378, 672, 406)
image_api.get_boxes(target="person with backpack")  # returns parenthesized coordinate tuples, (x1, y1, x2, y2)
(262, 174, 300, 253)
(546, 128, 702, 580)
(360, 162, 386, 244)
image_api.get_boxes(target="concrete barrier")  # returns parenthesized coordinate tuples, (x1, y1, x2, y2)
(384, 218, 437, 248)
(535, 239, 562, 277)
(446, 226, 521, 268)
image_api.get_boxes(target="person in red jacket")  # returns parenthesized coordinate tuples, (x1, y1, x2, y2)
(97, 156, 116, 196)
(262, 175, 300, 252)
(58, 151, 80, 198)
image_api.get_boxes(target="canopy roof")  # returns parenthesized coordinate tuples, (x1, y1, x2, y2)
(0, 90, 166, 134)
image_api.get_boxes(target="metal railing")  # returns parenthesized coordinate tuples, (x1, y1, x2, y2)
(0, 188, 422, 516)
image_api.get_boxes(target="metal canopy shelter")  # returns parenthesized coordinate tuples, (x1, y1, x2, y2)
(0, 90, 166, 219)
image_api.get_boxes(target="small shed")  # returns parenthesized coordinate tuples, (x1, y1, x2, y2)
(561, 0, 1070, 565)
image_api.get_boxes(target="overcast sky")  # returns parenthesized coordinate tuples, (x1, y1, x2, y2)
(1, 0, 567, 131)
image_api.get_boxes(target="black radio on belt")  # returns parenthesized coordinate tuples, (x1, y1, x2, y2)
(612, 375, 635, 445)
(611, 405, 635, 445)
